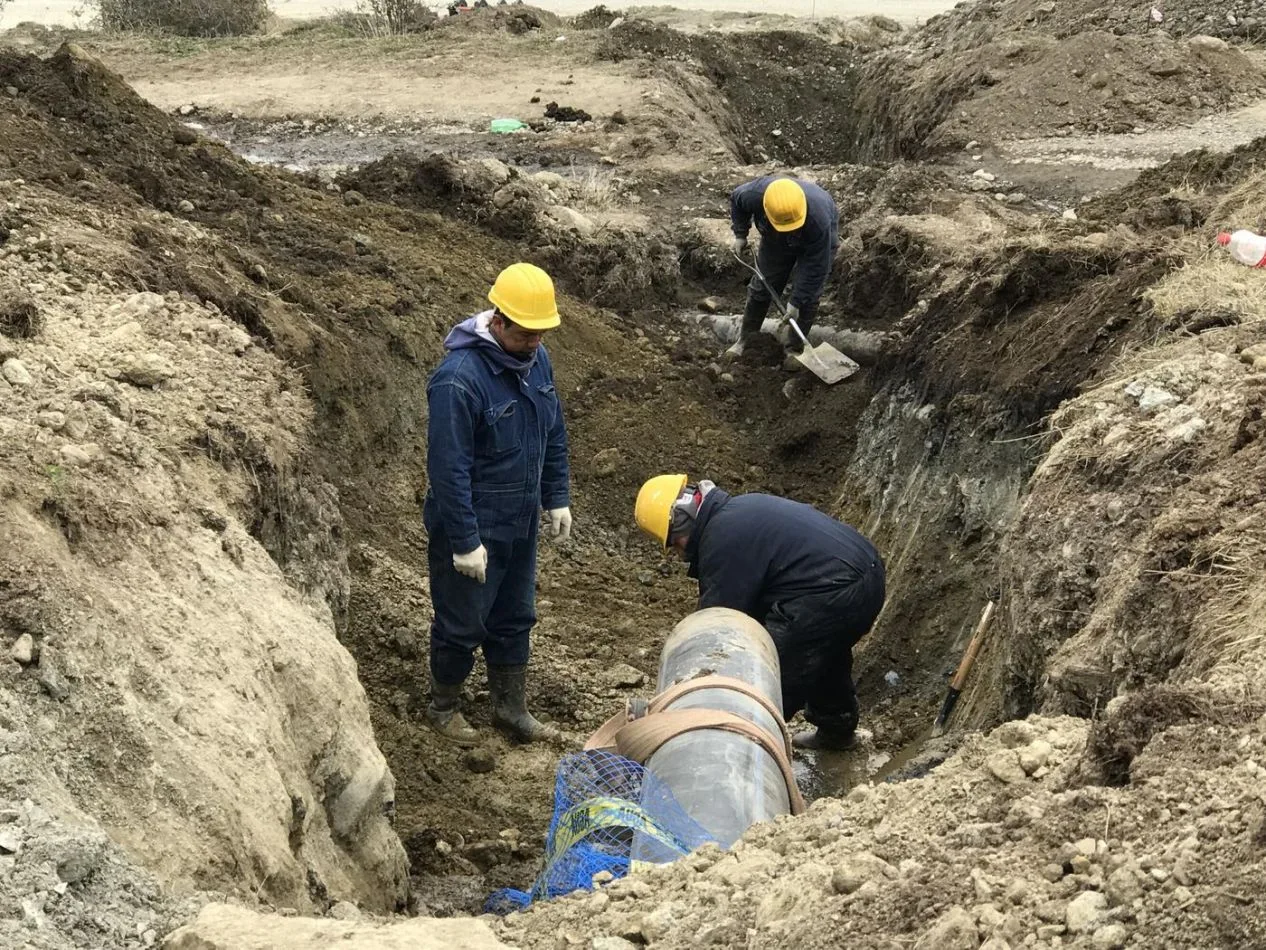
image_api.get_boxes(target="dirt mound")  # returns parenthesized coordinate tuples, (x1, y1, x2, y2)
(569, 4, 621, 30)
(1084, 134, 1266, 229)
(498, 713, 1266, 949)
(598, 22, 865, 165)
(852, 3, 1266, 156)
(434, 4, 561, 35)
(338, 151, 683, 310)
(992, 290, 1266, 715)
(0, 179, 410, 932)
(920, 0, 1266, 43)
(0, 798, 200, 949)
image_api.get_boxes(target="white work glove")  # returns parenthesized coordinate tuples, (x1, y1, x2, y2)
(782, 303, 800, 327)
(730, 234, 748, 256)
(547, 507, 572, 544)
(453, 545, 488, 584)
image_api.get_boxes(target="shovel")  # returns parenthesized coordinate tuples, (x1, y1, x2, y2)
(930, 599, 997, 738)
(730, 249, 859, 385)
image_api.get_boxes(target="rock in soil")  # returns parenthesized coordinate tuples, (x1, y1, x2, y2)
(2, 357, 33, 386)
(9, 634, 34, 665)
(464, 748, 497, 774)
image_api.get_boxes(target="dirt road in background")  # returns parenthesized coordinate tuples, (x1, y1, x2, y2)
(2, 0, 957, 28)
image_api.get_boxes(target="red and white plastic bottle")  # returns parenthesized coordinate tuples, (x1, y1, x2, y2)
(1217, 230, 1266, 268)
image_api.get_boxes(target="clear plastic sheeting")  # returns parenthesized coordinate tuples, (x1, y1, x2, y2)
(634, 607, 791, 853)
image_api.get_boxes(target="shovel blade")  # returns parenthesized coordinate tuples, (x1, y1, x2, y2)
(796, 343, 860, 385)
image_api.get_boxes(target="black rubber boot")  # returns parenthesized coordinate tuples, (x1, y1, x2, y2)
(792, 709, 858, 751)
(488, 664, 560, 743)
(425, 676, 480, 746)
(725, 294, 772, 360)
(792, 726, 856, 751)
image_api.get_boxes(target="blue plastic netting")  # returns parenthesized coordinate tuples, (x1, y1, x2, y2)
(485, 750, 715, 914)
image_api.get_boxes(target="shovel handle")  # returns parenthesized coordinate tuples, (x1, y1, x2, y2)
(786, 316, 811, 348)
(731, 247, 788, 318)
(950, 600, 996, 690)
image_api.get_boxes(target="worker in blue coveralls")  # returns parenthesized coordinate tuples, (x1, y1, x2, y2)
(422, 262, 572, 746)
(726, 175, 840, 371)
(635, 475, 886, 751)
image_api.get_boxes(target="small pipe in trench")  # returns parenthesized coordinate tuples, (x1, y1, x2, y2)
(689, 313, 886, 366)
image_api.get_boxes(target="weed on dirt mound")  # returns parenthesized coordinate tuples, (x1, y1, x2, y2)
(1077, 686, 1266, 786)
(433, 3, 561, 35)
(569, 4, 621, 30)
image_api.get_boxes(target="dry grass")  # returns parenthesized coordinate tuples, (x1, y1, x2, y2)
(1144, 250, 1266, 324)
(567, 166, 620, 213)
(329, 0, 435, 37)
(96, 0, 268, 35)
(1213, 170, 1266, 232)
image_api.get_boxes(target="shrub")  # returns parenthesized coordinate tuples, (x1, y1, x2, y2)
(335, 0, 436, 36)
(96, 0, 269, 37)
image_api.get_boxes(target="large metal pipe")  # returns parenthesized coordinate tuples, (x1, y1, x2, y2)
(635, 607, 791, 851)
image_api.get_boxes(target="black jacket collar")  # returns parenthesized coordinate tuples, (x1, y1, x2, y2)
(685, 488, 730, 579)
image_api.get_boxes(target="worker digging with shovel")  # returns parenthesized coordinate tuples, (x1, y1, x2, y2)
(726, 175, 841, 374)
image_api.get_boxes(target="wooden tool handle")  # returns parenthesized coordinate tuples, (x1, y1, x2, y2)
(949, 600, 996, 691)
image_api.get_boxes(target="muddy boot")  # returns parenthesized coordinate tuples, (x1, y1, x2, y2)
(426, 676, 480, 746)
(793, 709, 857, 751)
(726, 294, 771, 360)
(488, 664, 560, 743)
(792, 726, 855, 751)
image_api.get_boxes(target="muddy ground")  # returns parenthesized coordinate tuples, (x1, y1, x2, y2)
(4, 2, 1266, 947)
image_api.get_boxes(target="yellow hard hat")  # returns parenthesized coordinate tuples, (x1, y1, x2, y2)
(635, 474, 688, 547)
(488, 262, 561, 331)
(763, 178, 807, 232)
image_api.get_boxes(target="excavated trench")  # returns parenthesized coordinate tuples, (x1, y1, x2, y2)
(0, 30, 1196, 929)
(183, 47, 1173, 915)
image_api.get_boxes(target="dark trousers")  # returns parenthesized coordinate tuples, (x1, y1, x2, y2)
(763, 559, 886, 730)
(740, 240, 819, 350)
(427, 523, 538, 686)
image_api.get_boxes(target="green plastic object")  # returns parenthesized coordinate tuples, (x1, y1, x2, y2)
(490, 118, 527, 134)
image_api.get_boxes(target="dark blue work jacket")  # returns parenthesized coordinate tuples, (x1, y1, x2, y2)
(424, 314, 570, 553)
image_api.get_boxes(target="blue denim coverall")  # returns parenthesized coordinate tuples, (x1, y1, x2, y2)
(423, 311, 570, 685)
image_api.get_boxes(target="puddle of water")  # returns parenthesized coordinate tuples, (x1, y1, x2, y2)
(794, 726, 937, 800)
(189, 117, 617, 181)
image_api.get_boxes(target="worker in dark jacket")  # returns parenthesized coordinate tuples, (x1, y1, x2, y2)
(727, 175, 840, 370)
(635, 474, 885, 750)
(424, 262, 572, 746)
